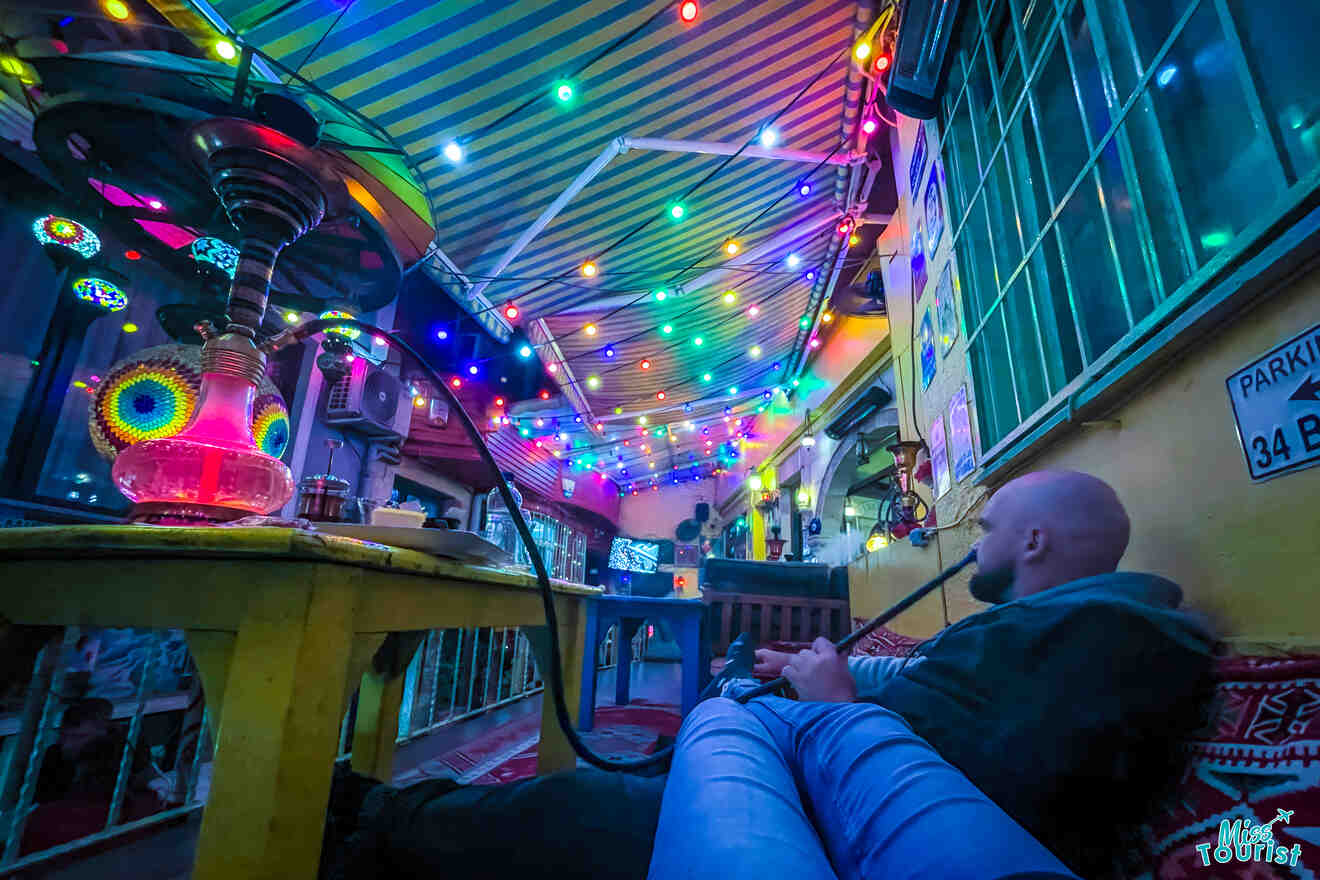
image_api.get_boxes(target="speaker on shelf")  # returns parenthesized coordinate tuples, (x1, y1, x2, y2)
(694, 502, 710, 523)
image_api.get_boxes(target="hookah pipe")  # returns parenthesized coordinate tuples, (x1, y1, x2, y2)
(268, 317, 979, 770)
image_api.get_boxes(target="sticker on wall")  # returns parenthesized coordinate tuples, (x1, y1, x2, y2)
(1224, 320, 1320, 482)
(929, 413, 952, 500)
(934, 264, 958, 356)
(949, 385, 977, 482)
(910, 222, 928, 298)
(925, 164, 945, 255)
(910, 123, 928, 198)
(919, 308, 937, 390)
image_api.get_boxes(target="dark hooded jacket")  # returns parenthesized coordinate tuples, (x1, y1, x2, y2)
(858, 572, 1217, 874)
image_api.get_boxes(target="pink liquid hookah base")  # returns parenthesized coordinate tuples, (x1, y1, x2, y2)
(112, 369, 294, 521)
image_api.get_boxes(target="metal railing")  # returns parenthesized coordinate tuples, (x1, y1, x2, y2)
(0, 627, 210, 875)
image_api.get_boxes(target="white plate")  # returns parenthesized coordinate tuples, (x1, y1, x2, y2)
(315, 524, 514, 566)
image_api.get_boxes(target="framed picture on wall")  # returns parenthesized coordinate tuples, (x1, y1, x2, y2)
(934, 263, 958, 356)
(929, 414, 951, 499)
(949, 385, 977, 482)
(925, 164, 944, 254)
(919, 308, 937, 390)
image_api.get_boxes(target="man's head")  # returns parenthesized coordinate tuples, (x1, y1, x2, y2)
(970, 470, 1130, 603)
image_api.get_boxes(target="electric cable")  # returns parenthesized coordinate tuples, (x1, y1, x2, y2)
(274, 317, 979, 771)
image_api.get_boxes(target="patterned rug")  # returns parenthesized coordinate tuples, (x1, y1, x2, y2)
(396, 700, 682, 787)
(1143, 654, 1320, 879)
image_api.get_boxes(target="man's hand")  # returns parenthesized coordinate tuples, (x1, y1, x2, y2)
(753, 648, 794, 677)
(781, 637, 857, 702)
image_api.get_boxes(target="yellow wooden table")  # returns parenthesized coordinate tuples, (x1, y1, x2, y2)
(0, 525, 599, 880)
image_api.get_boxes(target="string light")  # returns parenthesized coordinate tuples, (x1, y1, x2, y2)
(821, 311, 834, 323)
(721, 290, 737, 305)
(518, 344, 533, 358)
(861, 117, 878, 135)
(540, 390, 551, 400)
(604, 345, 616, 358)
(724, 239, 740, 256)
(837, 217, 854, 235)
(693, 336, 704, 347)
(800, 315, 811, 329)
(653, 289, 667, 302)
(503, 303, 520, 320)
(805, 270, 816, 281)
(122, 322, 139, 333)
(809, 338, 822, 349)
(414, 396, 427, 408)
(554, 81, 574, 103)
(702, 372, 712, 382)
(849, 233, 860, 246)
(786, 253, 801, 268)
(584, 323, 598, 336)
(443, 141, 464, 163)
(437, 329, 450, 340)
(759, 127, 778, 147)
(797, 181, 811, 197)
(587, 375, 601, 389)
(875, 54, 891, 73)
(284, 310, 300, 324)
(747, 305, 760, 318)
(640, 359, 652, 370)
(749, 345, 762, 358)
(657, 391, 666, 400)
(668, 203, 685, 220)
(661, 324, 673, 335)
(215, 40, 237, 61)
(548, 362, 559, 373)
(450, 377, 463, 388)
(581, 260, 598, 277)
(854, 39, 872, 62)
(679, 1, 699, 23)
(467, 364, 479, 375)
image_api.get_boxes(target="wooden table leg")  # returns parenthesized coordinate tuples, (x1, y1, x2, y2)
(351, 632, 425, 782)
(184, 629, 234, 743)
(191, 572, 356, 880)
(527, 596, 587, 775)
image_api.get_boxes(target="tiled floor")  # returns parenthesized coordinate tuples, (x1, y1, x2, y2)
(41, 660, 686, 880)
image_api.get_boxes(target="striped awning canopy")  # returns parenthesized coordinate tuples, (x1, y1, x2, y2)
(196, 0, 875, 484)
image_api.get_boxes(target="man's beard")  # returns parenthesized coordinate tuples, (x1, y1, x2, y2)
(968, 564, 1016, 604)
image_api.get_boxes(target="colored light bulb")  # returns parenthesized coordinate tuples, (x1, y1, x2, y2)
(437, 329, 449, 340)
(443, 141, 464, 162)
(724, 239, 740, 256)
(693, 336, 704, 347)
(540, 390, 551, 399)
(653, 289, 667, 301)
(854, 40, 871, 62)
(215, 39, 237, 60)
(657, 391, 666, 400)
(747, 305, 760, 318)
(555, 82, 573, 103)
(640, 359, 652, 370)
(518, 344, 532, 358)
(587, 375, 601, 389)
(722, 290, 737, 305)
(547, 362, 559, 373)
(875, 55, 891, 73)
(786, 253, 801, 268)
(584, 323, 598, 336)
(104, 0, 129, 20)
(702, 372, 712, 382)
(679, 1, 699, 23)
(849, 233, 860, 246)
(759, 127, 778, 148)
(749, 345, 761, 358)
(604, 346, 616, 358)
(662, 324, 673, 335)
(450, 377, 462, 388)
(861, 117, 878, 135)
(503, 303, 520, 320)
(467, 364, 479, 375)
(669, 203, 685, 220)
(581, 260, 598, 277)
(822, 311, 834, 323)
(798, 181, 811, 197)
(799, 315, 810, 329)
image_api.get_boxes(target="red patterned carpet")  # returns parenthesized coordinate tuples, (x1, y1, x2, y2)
(398, 700, 682, 786)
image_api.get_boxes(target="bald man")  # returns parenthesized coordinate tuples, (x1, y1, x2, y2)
(686, 470, 1216, 878)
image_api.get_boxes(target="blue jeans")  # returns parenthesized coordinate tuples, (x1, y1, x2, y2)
(647, 684, 1078, 880)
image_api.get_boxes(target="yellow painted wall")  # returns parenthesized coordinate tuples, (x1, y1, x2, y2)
(847, 120, 1320, 652)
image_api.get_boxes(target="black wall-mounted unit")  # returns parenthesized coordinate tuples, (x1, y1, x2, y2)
(824, 386, 894, 440)
(887, 0, 968, 119)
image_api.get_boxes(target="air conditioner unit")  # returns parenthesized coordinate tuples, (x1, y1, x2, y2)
(888, 0, 969, 119)
(324, 355, 412, 439)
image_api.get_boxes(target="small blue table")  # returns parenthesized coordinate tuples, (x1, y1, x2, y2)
(578, 595, 706, 731)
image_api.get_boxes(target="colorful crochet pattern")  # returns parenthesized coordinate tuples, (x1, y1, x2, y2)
(72, 277, 128, 312)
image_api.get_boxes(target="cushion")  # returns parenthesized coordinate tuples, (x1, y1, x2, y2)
(1140, 653, 1320, 878)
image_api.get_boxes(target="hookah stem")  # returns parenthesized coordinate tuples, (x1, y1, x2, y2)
(729, 549, 978, 704)
(282, 318, 671, 771)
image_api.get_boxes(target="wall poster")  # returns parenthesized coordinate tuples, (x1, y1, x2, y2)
(925, 163, 945, 255)
(919, 308, 937, 391)
(910, 222, 928, 298)
(909, 123, 928, 198)
(934, 263, 958, 356)
(949, 385, 977, 482)
(929, 413, 951, 499)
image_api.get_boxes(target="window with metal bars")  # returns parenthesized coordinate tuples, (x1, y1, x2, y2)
(937, 0, 1320, 461)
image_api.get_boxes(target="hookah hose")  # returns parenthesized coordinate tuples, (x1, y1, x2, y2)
(271, 319, 978, 770)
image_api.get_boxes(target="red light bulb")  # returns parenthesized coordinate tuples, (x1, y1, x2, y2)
(495, 396, 505, 407)
(503, 303, 520, 320)
(123, 249, 142, 261)
(450, 377, 462, 388)
(679, 1, 698, 23)
(640, 359, 652, 370)
(539, 390, 551, 400)
(657, 391, 666, 400)
(875, 54, 890, 73)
